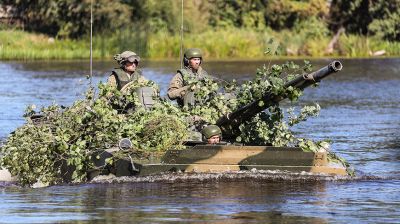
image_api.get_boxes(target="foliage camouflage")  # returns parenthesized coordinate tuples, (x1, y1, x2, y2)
(0, 80, 189, 186)
(0, 60, 351, 186)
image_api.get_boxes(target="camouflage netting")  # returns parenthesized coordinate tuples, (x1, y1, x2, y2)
(0, 60, 351, 186)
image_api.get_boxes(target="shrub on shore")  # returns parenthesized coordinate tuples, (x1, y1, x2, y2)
(0, 29, 399, 60)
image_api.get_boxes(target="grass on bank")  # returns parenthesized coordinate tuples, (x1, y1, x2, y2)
(0, 29, 399, 60)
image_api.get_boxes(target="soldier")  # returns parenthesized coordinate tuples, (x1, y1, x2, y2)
(108, 51, 148, 91)
(201, 125, 222, 144)
(167, 48, 209, 106)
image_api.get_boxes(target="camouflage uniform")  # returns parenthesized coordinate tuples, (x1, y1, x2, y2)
(167, 66, 209, 105)
(167, 48, 209, 106)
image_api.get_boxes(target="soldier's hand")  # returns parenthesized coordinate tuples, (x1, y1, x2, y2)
(179, 86, 190, 97)
(189, 84, 198, 91)
(192, 115, 203, 122)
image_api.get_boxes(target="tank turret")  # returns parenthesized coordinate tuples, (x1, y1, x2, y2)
(216, 61, 343, 140)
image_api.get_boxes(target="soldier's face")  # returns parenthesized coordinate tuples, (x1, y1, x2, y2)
(189, 58, 201, 70)
(207, 135, 220, 144)
(124, 61, 137, 73)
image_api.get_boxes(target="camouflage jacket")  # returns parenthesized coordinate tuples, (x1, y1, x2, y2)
(167, 66, 209, 105)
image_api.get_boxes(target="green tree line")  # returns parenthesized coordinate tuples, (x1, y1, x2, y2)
(1, 0, 399, 59)
(3, 0, 399, 41)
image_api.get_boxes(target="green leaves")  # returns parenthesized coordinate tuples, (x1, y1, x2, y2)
(0, 79, 189, 186)
(298, 138, 320, 152)
(181, 60, 331, 150)
(288, 104, 321, 126)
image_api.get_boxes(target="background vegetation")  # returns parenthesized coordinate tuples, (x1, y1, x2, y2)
(0, 0, 399, 59)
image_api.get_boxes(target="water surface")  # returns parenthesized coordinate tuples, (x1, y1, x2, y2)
(0, 58, 399, 223)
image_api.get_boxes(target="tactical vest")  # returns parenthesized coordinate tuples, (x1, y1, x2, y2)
(111, 68, 143, 90)
(135, 87, 156, 110)
(177, 67, 209, 86)
(176, 67, 209, 107)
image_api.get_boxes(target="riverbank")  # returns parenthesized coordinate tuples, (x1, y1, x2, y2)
(1, 29, 399, 60)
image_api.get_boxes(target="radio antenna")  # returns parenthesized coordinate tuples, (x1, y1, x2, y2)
(179, 0, 184, 69)
(89, 0, 93, 86)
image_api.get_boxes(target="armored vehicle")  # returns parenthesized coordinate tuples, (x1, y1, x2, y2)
(89, 61, 350, 179)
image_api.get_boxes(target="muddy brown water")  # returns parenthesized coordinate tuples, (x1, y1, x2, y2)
(0, 58, 399, 223)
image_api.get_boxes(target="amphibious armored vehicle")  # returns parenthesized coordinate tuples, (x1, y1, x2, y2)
(89, 61, 349, 179)
(0, 61, 349, 184)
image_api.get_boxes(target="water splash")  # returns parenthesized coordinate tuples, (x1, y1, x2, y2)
(90, 170, 392, 185)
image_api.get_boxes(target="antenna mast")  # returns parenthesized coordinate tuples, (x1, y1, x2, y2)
(89, 0, 93, 85)
(180, 0, 184, 69)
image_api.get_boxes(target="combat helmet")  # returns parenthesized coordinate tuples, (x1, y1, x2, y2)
(201, 125, 222, 140)
(183, 48, 202, 66)
(114, 51, 141, 65)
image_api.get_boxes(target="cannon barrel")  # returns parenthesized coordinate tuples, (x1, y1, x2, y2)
(216, 61, 343, 140)
(283, 60, 342, 89)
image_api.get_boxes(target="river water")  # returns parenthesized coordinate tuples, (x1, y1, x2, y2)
(0, 59, 399, 223)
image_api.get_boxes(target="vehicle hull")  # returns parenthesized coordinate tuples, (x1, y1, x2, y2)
(90, 145, 349, 178)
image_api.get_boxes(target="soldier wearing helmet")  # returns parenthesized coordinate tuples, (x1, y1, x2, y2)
(167, 48, 209, 106)
(201, 125, 222, 144)
(108, 50, 148, 91)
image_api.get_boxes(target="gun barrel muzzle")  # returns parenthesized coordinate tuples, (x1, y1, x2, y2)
(330, 60, 343, 72)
